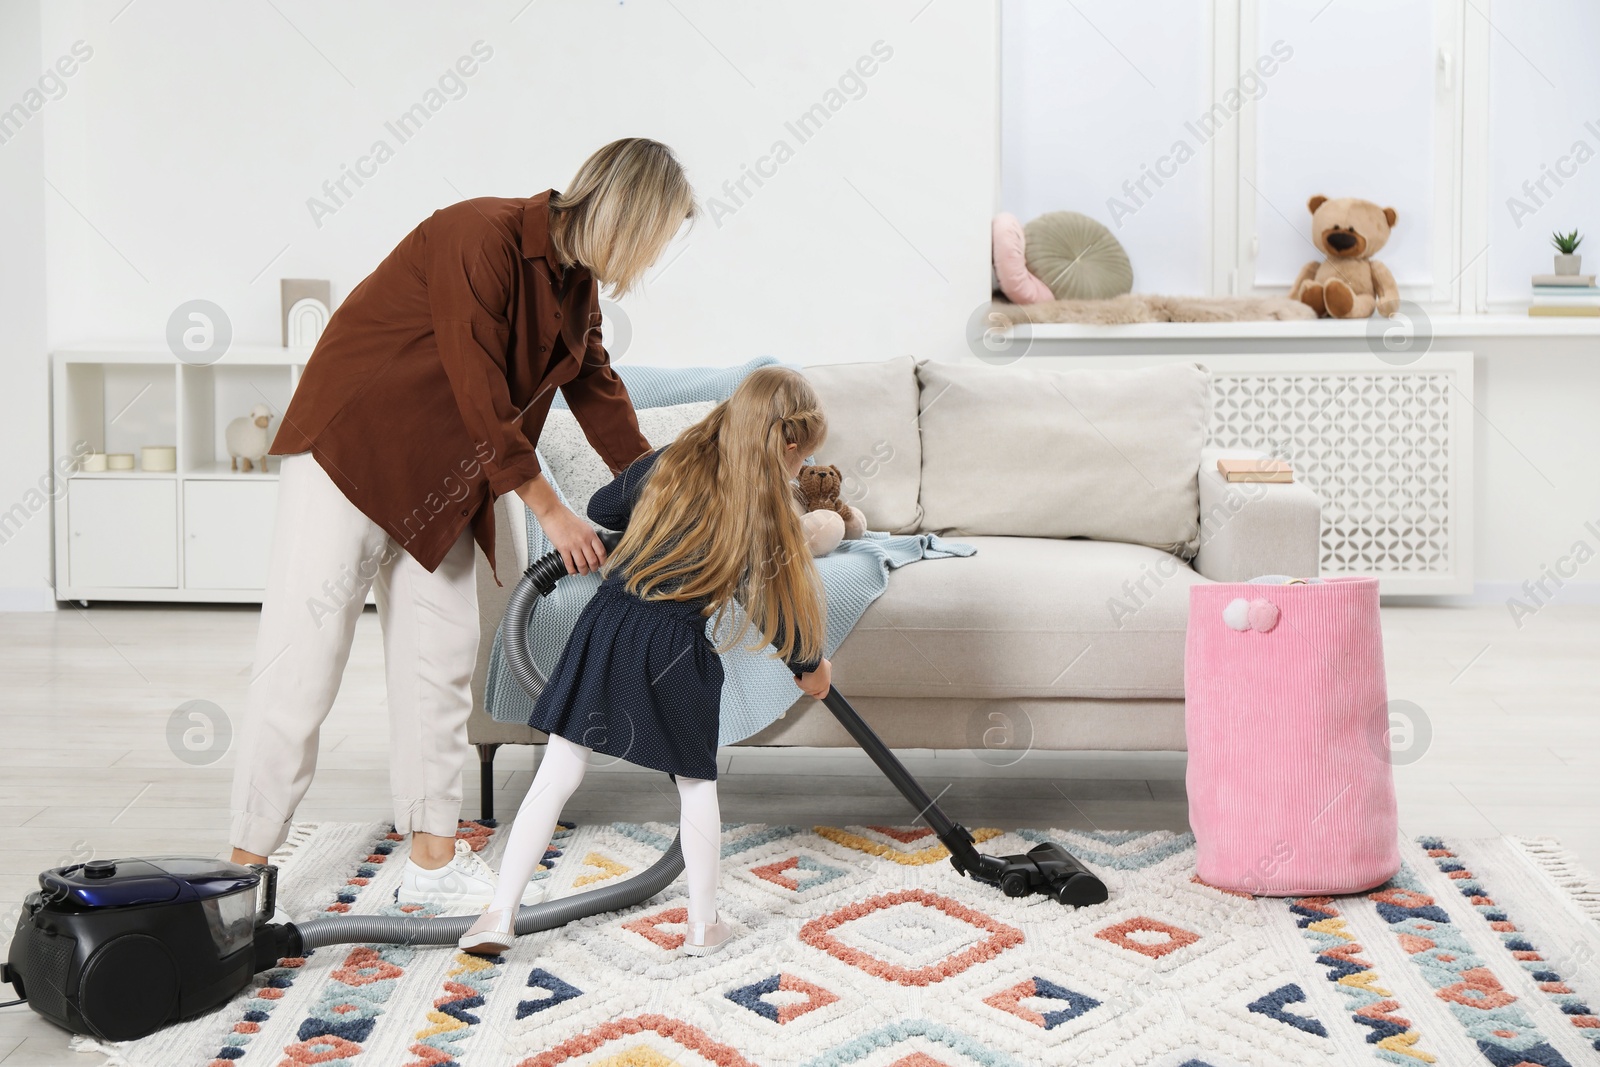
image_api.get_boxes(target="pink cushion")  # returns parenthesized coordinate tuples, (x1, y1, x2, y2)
(991, 213, 1054, 305)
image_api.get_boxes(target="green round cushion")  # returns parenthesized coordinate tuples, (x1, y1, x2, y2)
(1023, 211, 1134, 300)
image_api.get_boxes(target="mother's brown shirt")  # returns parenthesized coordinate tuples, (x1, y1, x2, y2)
(271, 190, 650, 577)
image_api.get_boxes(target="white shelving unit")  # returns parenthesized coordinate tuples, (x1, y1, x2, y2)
(52, 345, 312, 604)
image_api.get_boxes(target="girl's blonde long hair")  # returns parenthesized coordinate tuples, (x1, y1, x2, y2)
(550, 138, 696, 298)
(606, 366, 827, 666)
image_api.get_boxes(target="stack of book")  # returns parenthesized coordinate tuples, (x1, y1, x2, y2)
(1217, 458, 1292, 484)
(1529, 273, 1600, 317)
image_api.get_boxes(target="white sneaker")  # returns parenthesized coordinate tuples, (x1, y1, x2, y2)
(396, 839, 545, 914)
(683, 915, 734, 957)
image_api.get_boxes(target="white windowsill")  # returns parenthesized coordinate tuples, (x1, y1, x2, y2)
(1008, 314, 1600, 342)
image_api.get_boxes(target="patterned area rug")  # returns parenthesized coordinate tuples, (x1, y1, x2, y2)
(77, 821, 1600, 1067)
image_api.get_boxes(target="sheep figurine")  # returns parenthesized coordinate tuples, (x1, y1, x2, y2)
(226, 403, 274, 472)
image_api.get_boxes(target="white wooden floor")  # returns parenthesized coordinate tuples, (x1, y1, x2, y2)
(1, 602, 1596, 1064)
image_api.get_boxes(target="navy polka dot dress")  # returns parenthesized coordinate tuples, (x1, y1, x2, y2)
(527, 448, 819, 781)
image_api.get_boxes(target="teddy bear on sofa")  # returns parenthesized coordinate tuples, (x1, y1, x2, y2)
(1289, 195, 1400, 319)
(795, 465, 867, 557)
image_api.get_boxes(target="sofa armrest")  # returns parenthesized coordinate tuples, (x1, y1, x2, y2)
(1193, 447, 1322, 582)
(470, 492, 531, 714)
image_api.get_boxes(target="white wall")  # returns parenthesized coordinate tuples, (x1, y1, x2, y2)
(40, 1, 995, 361)
(1468, 338, 1600, 606)
(7, 0, 997, 607)
(0, 0, 53, 610)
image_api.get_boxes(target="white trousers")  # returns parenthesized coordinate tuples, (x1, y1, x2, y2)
(230, 452, 480, 856)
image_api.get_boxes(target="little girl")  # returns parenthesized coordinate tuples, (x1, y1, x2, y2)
(460, 365, 832, 956)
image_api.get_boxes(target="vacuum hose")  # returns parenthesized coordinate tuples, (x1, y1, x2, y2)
(293, 838, 682, 949)
(289, 530, 688, 951)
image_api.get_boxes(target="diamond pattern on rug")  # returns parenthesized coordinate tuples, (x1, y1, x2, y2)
(806, 1018, 1027, 1067)
(517, 1013, 761, 1067)
(750, 854, 849, 894)
(984, 976, 1101, 1030)
(1246, 983, 1329, 1038)
(723, 822, 803, 858)
(725, 972, 839, 1024)
(516, 967, 583, 1020)
(92, 824, 1600, 1067)
(1094, 916, 1201, 960)
(572, 851, 630, 887)
(799, 888, 1023, 986)
(1016, 827, 1196, 873)
(816, 824, 1006, 866)
(621, 905, 690, 951)
(728, 840, 866, 907)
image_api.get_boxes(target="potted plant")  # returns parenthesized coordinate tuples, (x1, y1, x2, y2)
(1551, 229, 1584, 275)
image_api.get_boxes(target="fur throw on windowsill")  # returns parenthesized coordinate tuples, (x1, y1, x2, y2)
(990, 293, 1316, 326)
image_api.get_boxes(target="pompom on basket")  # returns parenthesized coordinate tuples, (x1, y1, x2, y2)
(1184, 576, 1400, 896)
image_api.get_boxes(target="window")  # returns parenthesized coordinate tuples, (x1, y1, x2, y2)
(1484, 0, 1600, 307)
(1000, 0, 1213, 295)
(1001, 0, 1476, 309)
(1246, 0, 1449, 295)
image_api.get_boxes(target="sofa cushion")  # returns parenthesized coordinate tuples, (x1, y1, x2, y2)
(803, 356, 922, 533)
(536, 401, 716, 518)
(829, 536, 1204, 700)
(916, 360, 1210, 555)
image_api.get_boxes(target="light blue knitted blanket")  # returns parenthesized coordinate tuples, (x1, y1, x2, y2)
(482, 357, 975, 744)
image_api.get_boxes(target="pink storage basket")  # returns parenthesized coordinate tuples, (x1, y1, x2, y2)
(1184, 576, 1399, 896)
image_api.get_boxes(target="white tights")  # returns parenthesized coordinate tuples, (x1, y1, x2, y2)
(489, 734, 722, 925)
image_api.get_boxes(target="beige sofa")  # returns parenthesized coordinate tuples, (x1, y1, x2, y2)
(466, 357, 1320, 818)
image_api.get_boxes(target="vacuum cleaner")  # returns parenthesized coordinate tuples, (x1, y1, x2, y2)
(4, 530, 1105, 1041)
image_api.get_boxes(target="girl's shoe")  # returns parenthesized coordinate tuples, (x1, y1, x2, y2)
(683, 915, 734, 957)
(458, 907, 517, 955)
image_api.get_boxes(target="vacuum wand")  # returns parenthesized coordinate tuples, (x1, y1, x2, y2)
(812, 685, 1108, 907)
(813, 688, 978, 868)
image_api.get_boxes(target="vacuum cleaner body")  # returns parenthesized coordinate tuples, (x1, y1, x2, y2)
(3, 857, 277, 1042)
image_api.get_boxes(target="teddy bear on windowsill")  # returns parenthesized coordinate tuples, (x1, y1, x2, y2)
(1289, 195, 1401, 319)
(795, 464, 866, 557)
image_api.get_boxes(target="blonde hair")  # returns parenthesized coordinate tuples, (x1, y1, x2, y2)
(606, 366, 828, 665)
(550, 138, 696, 298)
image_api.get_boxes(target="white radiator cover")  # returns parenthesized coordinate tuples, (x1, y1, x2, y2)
(1031, 351, 1476, 596)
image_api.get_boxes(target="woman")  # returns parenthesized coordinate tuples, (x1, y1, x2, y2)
(229, 139, 696, 912)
